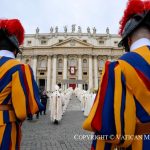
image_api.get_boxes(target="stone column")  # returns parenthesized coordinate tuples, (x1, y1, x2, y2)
(94, 56, 98, 90)
(63, 55, 68, 90)
(16, 55, 21, 62)
(88, 55, 93, 91)
(78, 55, 82, 89)
(47, 55, 52, 92)
(108, 56, 112, 61)
(32, 55, 37, 79)
(52, 55, 57, 91)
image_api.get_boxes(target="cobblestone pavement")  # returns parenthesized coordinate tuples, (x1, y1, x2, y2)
(21, 94, 93, 150)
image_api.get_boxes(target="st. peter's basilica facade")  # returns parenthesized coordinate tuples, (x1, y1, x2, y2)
(18, 25, 124, 92)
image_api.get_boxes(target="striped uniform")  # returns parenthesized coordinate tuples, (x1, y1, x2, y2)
(0, 56, 43, 150)
(83, 46, 150, 150)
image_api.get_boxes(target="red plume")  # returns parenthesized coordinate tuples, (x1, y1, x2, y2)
(119, 0, 150, 35)
(0, 19, 24, 45)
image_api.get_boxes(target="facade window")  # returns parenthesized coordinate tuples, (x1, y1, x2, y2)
(59, 40, 63, 43)
(58, 59, 63, 68)
(40, 72, 45, 75)
(99, 40, 104, 44)
(39, 79, 45, 91)
(82, 84, 88, 91)
(58, 83, 61, 88)
(83, 72, 87, 75)
(41, 40, 47, 45)
(82, 84, 84, 89)
(58, 72, 62, 75)
(83, 59, 87, 68)
(83, 40, 87, 43)
(114, 41, 118, 45)
(85, 84, 88, 91)
(27, 40, 32, 45)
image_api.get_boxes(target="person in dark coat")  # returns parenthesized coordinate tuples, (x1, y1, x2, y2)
(40, 90, 49, 115)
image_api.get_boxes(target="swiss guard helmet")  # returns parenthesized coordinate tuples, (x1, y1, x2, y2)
(0, 19, 24, 54)
(118, 0, 150, 52)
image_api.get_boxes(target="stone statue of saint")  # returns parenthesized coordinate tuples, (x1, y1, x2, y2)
(87, 27, 90, 34)
(50, 27, 53, 33)
(55, 26, 58, 33)
(36, 27, 39, 34)
(64, 26, 67, 33)
(78, 26, 82, 33)
(93, 27, 96, 34)
(72, 24, 76, 33)
(106, 27, 110, 34)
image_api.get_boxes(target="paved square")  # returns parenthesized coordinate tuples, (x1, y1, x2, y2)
(21, 95, 92, 150)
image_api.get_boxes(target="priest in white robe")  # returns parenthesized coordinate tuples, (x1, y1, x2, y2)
(84, 92, 96, 116)
(50, 85, 63, 124)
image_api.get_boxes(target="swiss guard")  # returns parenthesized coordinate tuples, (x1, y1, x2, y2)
(0, 19, 43, 150)
(83, 0, 150, 150)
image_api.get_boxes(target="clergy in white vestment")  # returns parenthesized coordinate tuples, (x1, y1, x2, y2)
(81, 92, 86, 112)
(84, 92, 96, 117)
(62, 92, 69, 114)
(50, 85, 63, 124)
(84, 92, 91, 116)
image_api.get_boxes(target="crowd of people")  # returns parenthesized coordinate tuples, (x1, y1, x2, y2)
(27, 85, 74, 124)
(49, 85, 73, 124)
(74, 88, 97, 117)
(29, 86, 98, 124)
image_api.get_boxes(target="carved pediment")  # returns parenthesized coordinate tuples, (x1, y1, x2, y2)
(51, 37, 94, 48)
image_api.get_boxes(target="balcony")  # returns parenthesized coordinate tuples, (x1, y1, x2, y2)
(37, 67, 47, 71)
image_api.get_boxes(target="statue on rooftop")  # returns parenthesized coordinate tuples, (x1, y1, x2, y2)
(87, 27, 90, 34)
(64, 26, 67, 33)
(36, 27, 39, 34)
(78, 26, 82, 33)
(72, 24, 76, 33)
(55, 26, 58, 33)
(93, 27, 96, 34)
(50, 27, 53, 33)
(106, 27, 110, 34)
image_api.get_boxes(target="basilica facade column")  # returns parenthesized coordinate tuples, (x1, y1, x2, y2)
(63, 55, 67, 90)
(16, 55, 21, 62)
(47, 55, 52, 92)
(94, 56, 98, 90)
(32, 55, 37, 79)
(52, 55, 57, 91)
(78, 55, 82, 89)
(88, 55, 93, 90)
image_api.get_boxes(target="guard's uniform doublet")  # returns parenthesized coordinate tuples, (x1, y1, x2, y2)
(0, 56, 43, 150)
(83, 45, 150, 150)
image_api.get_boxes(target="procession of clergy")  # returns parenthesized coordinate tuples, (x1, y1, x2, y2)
(47, 85, 96, 124)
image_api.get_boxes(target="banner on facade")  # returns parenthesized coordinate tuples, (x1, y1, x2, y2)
(70, 66, 75, 75)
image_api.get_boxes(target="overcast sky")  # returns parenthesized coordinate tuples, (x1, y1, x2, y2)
(0, 0, 128, 34)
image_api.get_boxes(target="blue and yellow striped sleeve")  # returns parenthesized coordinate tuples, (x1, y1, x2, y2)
(11, 64, 43, 121)
(83, 60, 137, 149)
